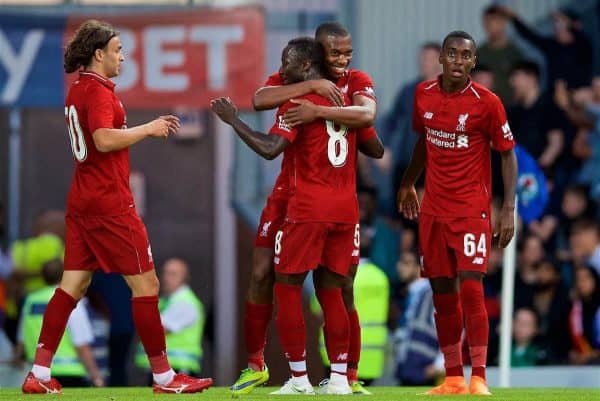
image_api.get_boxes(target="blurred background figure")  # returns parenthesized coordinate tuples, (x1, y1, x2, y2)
(471, 64, 495, 91)
(511, 308, 544, 366)
(568, 265, 600, 365)
(13, 260, 103, 387)
(393, 249, 442, 386)
(477, 5, 524, 104)
(570, 220, 600, 274)
(135, 258, 206, 380)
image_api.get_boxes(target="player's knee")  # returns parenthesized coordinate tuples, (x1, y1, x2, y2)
(342, 278, 354, 309)
(251, 262, 275, 287)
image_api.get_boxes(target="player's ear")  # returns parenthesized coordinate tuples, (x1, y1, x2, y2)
(94, 48, 103, 63)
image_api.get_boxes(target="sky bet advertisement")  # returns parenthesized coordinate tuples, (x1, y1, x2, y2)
(0, 7, 264, 109)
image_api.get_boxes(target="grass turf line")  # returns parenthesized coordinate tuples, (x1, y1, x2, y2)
(0, 387, 598, 401)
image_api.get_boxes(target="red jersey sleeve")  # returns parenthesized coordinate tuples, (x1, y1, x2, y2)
(264, 71, 283, 87)
(348, 70, 377, 101)
(412, 86, 425, 135)
(87, 86, 115, 133)
(357, 127, 377, 144)
(487, 95, 515, 151)
(269, 101, 299, 142)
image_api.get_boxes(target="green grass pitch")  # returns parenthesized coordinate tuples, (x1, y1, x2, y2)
(1, 387, 598, 401)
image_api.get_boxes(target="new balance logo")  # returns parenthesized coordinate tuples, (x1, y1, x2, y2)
(336, 352, 348, 361)
(274, 257, 280, 264)
(364, 86, 375, 96)
(278, 115, 291, 132)
(457, 134, 469, 148)
(147, 245, 153, 263)
(260, 221, 272, 237)
(351, 249, 359, 256)
(36, 343, 44, 349)
(502, 121, 513, 141)
(472, 257, 484, 265)
(423, 112, 434, 119)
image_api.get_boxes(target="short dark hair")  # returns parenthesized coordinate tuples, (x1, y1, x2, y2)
(315, 21, 349, 40)
(442, 30, 476, 50)
(483, 5, 505, 17)
(42, 259, 63, 285)
(285, 36, 324, 71)
(571, 218, 600, 236)
(421, 42, 441, 52)
(510, 60, 540, 79)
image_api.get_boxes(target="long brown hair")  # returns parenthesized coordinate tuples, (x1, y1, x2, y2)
(64, 20, 118, 73)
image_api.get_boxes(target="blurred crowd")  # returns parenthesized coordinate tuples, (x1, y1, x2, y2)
(357, 3, 600, 385)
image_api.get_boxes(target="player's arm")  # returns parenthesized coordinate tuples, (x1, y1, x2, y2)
(283, 93, 376, 129)
(496, 148, 518, 248)
(92, 116, 180, 152)
(68, 302, 104, 386)
(397, 136, 426, 219)
(211, 97, 289, 160)
(358, 129, 384, 159)
(75, 345, 104, 387)
(253, 79, 344, 110)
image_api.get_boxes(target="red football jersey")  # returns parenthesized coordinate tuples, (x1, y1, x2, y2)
(64, 71, 134, 216)
(263, 69, 377, 192)
(269, 94, 358, 224)
(412, 78, 515, 218)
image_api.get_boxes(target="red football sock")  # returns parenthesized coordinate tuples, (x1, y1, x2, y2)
(132, 295, 171, 374)
(316, 287, 349, 370)
(460, 279, 488, 380)
(274, 283, 306, 376)
(432, 292, 464, 377)
(347, 308, 361, 372)
(34, 288, 77, 367)
(244, 301, 273, 370)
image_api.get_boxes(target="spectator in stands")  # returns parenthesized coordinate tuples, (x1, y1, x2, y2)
(570, 220, 600, 274)
(511, 308, 544, 366)
(477, 5, 524, 104)
(500, 6, 592, 89)
(14, 260, 103, 387)
(6, 210, 65, 342)
(471, 64, 495, 91)
(393, 250, 443, 386)
(358, 186, 400, 283)
(532, 258, 572, 363)
(555, 77, 600, 201)
(569, 265, 600, 365)
(379, 42, 440, 201)
(508, 61, 566, 176)
(515, 234, 543, 308)
(135, 258, 205, 379)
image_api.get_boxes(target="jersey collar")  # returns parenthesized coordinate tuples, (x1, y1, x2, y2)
(437, 74, 473, 97)
(79, 70, 116, 91)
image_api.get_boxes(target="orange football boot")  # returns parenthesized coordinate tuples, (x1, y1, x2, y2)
(469, 376, 492, 395)
(423, 376, 468, 395)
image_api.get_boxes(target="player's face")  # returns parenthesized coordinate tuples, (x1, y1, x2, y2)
(440, 38, 476, 85)
(101, 36, 124, 78)
(320, 34, 353, 80)
(279, 47, 307, 85)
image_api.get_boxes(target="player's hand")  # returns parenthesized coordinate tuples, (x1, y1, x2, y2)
(494, 206, 515, 248)
(397, 185, 419, 220)
(283, 99, 319, 126)
(92, 376, 105, 387)
(159, 115, 181, 136)
(146, 118, 172, 138)
(210, 97, 238, 125)
(310, 79, 344, 107)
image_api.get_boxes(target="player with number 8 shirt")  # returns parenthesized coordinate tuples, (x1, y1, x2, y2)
(398, 31, 517, 396)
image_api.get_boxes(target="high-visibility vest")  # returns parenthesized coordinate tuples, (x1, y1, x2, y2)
(315, 261, 389, 379)
(135, 287, 204, 372)
(22, 286, 86, 377)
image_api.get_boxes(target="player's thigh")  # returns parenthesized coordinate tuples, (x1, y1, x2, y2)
(254, 194, 287, 249)
(320, 223, 356, 277)
(446, 216, 491, 274)
(64, 215, 98, 272)
(418, 214, 457, 278)
(59, 270, 94, 300)
(83, 211, 155, 275)
(122, 270, 160, 297)
(274, 222, 326, 274)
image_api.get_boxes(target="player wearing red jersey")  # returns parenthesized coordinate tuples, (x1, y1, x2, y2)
(212, 37, 368, 395)
(21, 20, 212, 395)
(398, 31, 517, 396)
(230, 22, 381, 396)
